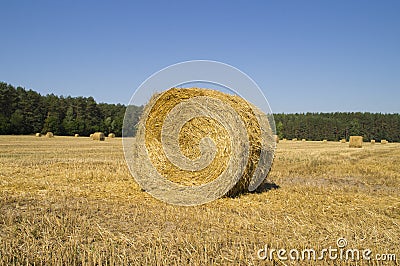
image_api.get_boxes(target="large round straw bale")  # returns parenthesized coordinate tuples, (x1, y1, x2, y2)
(74, 134, 79, 137)
(90, 134, 94, 139)
(129, 88, 275, 204)
(349, 136, 363, 148)
(292, 138, 297, 141)
(340, 139, 346, 143)
(35, 133, 42, 137)
(323, 139, 327, 143)
(371, 139, 375, 144)
(301, 139, 306, 142)
(46, 132, 54, 138)
(381, 139, 388, 144)
(108, 133, 115, 138)
(92, 132, 105, 141)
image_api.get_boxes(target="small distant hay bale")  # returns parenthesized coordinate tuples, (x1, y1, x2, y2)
(349, 136, 363, 148)
(274, 135, 279, 143)
(74, 134, 79, 137)
(292, 138, 297, 141)
(381, 139, 388, 144)
(92, 132, 105, 141)
(46, 132, 54, 138)
(323, 139, 327, 143)
(108, 133, 115, 138)
(90, 134, 94, 139)
(340, 139, 346, 143)
(282, 138, 287, 141)
(35, 133, 42, 137)
(370, 139, 375, 144)
(302, 139, 306, 142)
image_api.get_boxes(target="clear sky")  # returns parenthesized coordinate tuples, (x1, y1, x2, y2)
(1, 1, 399, 113)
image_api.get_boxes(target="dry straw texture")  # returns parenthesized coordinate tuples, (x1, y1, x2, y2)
(323, 139, 328, 143)
(133, 88, 275, 200)
(89, 134, 93, 139)
(46, 132, 54, 138)
(292, 138, 297, 141)
(92, 132, 105, 141)
(35, 133, 41, 137)
(74, 134, 79, 137)
(381, 139, 388, 144)
(371, 139, 376, 144)
(340, 139, 346, 143)
(0, 135, 399, 264)
(302, 139, 306, 142)
(349, 136, 363, 148)
(108, 133, 115, 138)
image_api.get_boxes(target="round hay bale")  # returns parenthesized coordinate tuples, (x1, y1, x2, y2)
(282, 138, 287, 141)
(340, 139, 346, 143)
(292, 138, 297, 141)
(371, 139, 375, 144)
(349, 136, 363, 148)
(301, 139, 306, 142)
(92, 132, 105, 141)
(129, 88, 276, 203)
(323, 139, 327, 143)
(90, 133, 94, 139)
(46, 132, 54, 138)
(35, 133, 42, 137)
(74, 134, 79, 137)
(381, 139, 388, 144)
(108, 133, 115, 138)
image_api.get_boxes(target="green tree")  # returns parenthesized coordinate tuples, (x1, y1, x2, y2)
(104, 116, 112, 134)
(10, 109, 24, 134)
(349, 118, 360, 136)
(276, 121, 284, 139)
(62, 106, 76, 135)
(43, 112, 61, 134)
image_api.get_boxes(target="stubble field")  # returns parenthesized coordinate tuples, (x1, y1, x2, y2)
(0, 136, 399, 265)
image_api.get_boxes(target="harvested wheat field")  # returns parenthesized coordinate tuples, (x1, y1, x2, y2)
(0, 136, 398, 265)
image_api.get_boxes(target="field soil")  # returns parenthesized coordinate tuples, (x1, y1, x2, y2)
(0, 136, 399, 265)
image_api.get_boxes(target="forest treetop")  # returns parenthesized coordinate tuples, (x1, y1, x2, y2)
(0, 82, 398, 141)
(0, 82, 142, 137)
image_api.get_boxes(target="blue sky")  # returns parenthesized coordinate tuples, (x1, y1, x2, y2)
(1, 1, 399, 113)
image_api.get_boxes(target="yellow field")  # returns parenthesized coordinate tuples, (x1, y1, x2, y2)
(0, 136, 399, 265)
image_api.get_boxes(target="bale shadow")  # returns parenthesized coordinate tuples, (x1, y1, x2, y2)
(253, 181, 280, 194)
(227, 180, 280, 198)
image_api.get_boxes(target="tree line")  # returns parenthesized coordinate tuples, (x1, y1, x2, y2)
(274, 112, 399, 142)
(0, 82, 141, 137)
(0, 82, 399, 141)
